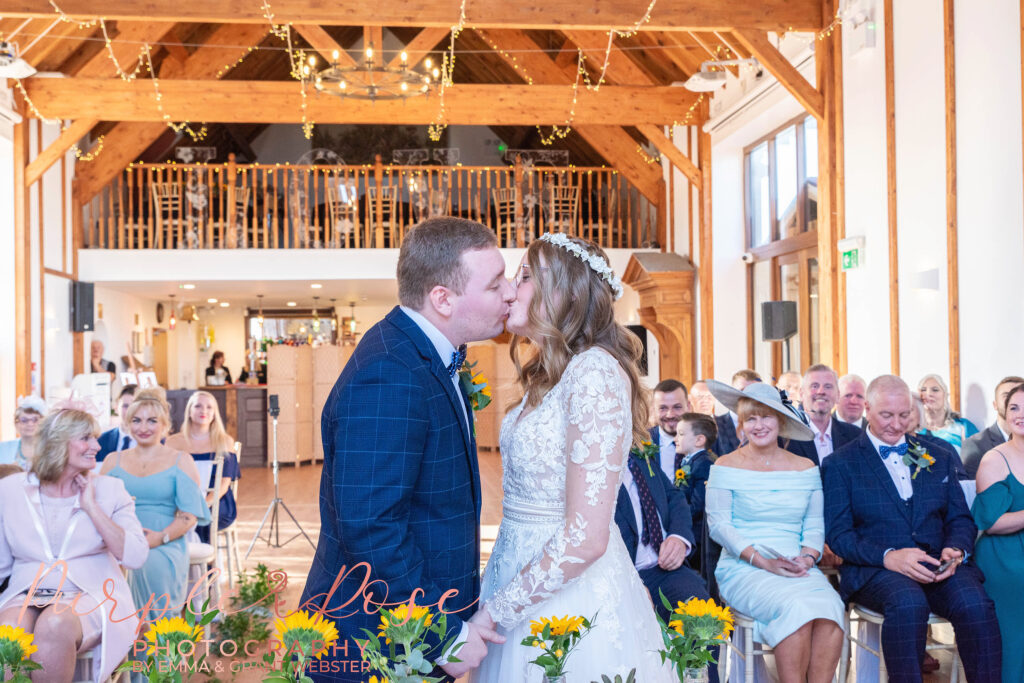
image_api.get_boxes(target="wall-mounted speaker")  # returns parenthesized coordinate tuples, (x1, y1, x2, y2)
(761, 300, 798, 341)
(71, 281, 94, 332)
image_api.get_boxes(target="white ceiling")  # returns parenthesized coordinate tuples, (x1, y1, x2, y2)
(96, 278, 399, 309)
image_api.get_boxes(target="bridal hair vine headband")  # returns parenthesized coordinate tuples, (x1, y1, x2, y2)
(538, 233, 624, 300)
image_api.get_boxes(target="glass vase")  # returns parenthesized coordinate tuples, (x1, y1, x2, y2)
(682, 667, 709, 683)
(545, 676, 567, 683)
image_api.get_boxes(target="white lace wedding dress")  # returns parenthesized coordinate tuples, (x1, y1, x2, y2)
(472, 347, 674, 682)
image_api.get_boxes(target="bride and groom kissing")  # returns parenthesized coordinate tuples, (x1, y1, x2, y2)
(301, 217, 678, 681)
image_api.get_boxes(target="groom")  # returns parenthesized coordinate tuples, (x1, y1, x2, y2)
(300, 218, 514, 681)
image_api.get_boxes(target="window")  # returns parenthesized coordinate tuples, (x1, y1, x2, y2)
(743, 114, 821, 378)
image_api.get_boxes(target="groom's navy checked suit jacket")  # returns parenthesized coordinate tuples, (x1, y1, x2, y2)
(300, 307, 480, 680)
(822, 432, 976, 601)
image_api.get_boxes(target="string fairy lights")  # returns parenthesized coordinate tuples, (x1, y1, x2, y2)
(427, 0, 468, 142)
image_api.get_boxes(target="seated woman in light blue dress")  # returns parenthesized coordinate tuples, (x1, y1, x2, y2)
(100, 388, 209, 627)
(705, 380, 844, 683)
(918, 373, 978, 453)
(0, 396, 47, 470)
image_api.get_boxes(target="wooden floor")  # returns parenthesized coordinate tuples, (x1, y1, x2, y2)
(231, 454, 958, 682)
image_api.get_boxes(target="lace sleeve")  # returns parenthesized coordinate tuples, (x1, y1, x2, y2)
(484, 351, 629, 629)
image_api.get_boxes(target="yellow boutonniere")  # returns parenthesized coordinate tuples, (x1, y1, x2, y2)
(630, 440, 659, 476)
(458, 361, 491, 411)
(674, 465, 691, 487)
(903, 442, 935, 479)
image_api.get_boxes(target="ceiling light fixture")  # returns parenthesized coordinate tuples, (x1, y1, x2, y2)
(181, 283, 196, 290)
(220, 302, 230, 307)
(681, 58, 759, 92)
(168, 294, 177, 330)
(312, 44, 437, 102)
(0, 42, 37, 79)
(207, 298, 218, 304)
(286, 301, 297, 307)
(312, 296, 320, 332)
(310, 283, 323, 289)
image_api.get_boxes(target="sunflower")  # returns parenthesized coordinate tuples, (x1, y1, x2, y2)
(377, 603, 433, 636)
(0, 624, 37, 661)
(672, 598, 734, 640)
(274, 610, 340, 660)
(529, 615, 585, 637)
(142, 617, 203, 656)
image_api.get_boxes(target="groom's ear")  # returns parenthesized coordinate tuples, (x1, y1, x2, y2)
(428, 285, 454, 318)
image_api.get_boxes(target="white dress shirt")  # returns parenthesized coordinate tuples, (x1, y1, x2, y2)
(657, 427, 677, 480)
(621, 465, 690, 571)
(808, 418, 834, 465)
(399, 306, 470, 433)
(866, 429, 913, 500)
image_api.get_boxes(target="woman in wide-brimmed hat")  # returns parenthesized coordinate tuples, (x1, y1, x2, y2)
(705, 380, 844, 683)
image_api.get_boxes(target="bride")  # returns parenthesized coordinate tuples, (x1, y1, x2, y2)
(469, 233, 674, 682)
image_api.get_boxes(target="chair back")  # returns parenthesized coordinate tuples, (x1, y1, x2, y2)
(198, 453, 225, 541)
(491, 187, 518, 247)
(151, 182, 183, 247)
(365, 185, 398, 247)
(327, 183, 360, 247)
(546, 184, 579, 233)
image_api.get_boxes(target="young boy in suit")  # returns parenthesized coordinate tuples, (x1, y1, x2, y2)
(674, 412, 717, 572)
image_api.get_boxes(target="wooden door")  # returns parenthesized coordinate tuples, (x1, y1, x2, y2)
(152, 328, 169, 387)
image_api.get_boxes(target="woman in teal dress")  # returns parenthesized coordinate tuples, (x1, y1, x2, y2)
(706, 380, 844, 683)
(100, 389, 209, 626)
(972, 382, 1024, 683)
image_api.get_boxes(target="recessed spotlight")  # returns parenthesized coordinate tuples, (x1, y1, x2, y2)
(219, 302, 230, 307)
(310, 283, 323, 289)
(207, 298, 218, 304)
(181, 284, 196, 290)
(286, 301, 297, 307)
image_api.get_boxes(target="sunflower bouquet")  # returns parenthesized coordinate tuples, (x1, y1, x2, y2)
(119, 602, 217, 683)
(263, 609, 340, 682)
(520, 614, 596, 679)
(0, 624, 41, 683)
(358, 603, 462, 683)
(458, 361, 492, 411)
(655, 594, 733, 678)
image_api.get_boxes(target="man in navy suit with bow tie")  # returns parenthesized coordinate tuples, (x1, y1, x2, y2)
(824, 375, 1000, 682)
(300, 218, 514, 681)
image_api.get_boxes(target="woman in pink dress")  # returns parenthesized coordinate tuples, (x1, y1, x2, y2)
(0, 407, 149, 683)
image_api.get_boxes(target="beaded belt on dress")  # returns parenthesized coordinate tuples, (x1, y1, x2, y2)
(502, 497, 564, 524)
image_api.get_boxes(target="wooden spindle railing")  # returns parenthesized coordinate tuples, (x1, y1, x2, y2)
(83, 158, 656, 250)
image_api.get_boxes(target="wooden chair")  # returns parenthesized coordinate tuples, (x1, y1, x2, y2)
(365, 185, 398, 248)
(545, 183, 580, 234)
(187, 453, 224, 610)
(590, 185, 619, 243)
(208, 186, 250, 248)
(217, 441, 244, 587)
(150, 182, 183, 248)
(327, 183, 360, 248)
(491, 187, 518, 247)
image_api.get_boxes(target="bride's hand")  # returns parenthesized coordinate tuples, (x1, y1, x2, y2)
(755, 555, 808, 578)
(469, 605, 497, 631)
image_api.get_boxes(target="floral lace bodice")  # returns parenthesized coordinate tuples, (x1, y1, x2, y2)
(483, 347, 631, 629)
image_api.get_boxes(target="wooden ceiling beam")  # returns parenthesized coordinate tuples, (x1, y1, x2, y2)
(75, 22, 269, 202)
(24, 117, 92, 186)
(636, 123, 701, 188)
(474, 28, 664, 202)
(732, 28, 823, 120)
(713, 30, 748, 60)
(23, 79, 699, 125)
(0, 0, 824, 31)
(387, 27, 448, 68)
(294, 24, 358, 68)
(687, 31, 737, 76)
(364, 25, 383, 54)
(657, 33, 705, 77)
(73, 21, 177, 76)
(561, 29, 657, 85)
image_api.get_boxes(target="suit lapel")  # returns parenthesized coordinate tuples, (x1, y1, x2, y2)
(617, 484, 638, 534)
(858, 433, 913, 522)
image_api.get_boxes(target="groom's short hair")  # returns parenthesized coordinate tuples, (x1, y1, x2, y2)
(398, 217, 498, 309)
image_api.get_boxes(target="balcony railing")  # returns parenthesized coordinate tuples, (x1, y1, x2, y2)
(82, 155, 660, 250)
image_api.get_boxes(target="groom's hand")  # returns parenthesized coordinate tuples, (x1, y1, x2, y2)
(440, 609, 506, 677)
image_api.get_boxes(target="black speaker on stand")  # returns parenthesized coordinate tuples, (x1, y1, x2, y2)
(761, 301, 798, 372)
(71, 281, 94, 332)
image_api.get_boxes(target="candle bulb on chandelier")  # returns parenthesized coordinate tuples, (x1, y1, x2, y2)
(400, 51, 408, 66)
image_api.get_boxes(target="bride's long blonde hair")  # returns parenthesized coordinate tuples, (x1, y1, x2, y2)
(511, 235, 649, 447)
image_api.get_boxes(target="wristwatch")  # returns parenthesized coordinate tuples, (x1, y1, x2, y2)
(161, 532, 170, 545)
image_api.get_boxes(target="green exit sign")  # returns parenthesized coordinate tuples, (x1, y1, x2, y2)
(841, 249, 860, 270)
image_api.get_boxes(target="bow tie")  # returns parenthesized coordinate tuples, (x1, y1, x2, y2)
(879, 443, 908, 459)
(448, 345, 467, 378)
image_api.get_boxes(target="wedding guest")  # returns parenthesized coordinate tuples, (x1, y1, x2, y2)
(165, 391, 240, 544)
(674, 412, 717, 573)
(784, 365, 860, 468)
(97, 384, 139, 462)
(706, 381, 844, 683)
(649, 379, 690, 479)
(689, 381, 717, 417)
(204, 351, 233, 386)
(90, 340, 116, 377)
(918, 374, 978, 453)
(0, 396, 47, 470)
(614, 444, 720, 683)
(824, 375, 1000, 682)
(711, 369, 762, 455)
(835, 374, 868, 428)
(776, 372, 803, 401)
(0, 406, 148, 683)
(962, 376, 1024, 479)
(972, 382, 1024, 683)
(907, 395, 968, 482)
(100, 388, 209, 626)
